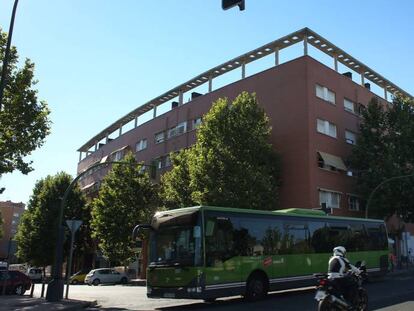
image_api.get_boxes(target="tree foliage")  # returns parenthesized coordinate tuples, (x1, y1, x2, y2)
(14, 172, 86, 267)
(0, 28, 51, 191)
(90, 153, 158, 265)
(350, 96, 414, 221)
(160, 92, 282, 210)
(159, 149, 194, 209)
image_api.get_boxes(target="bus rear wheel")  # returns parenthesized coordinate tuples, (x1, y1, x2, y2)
(245, 274, 268, 302)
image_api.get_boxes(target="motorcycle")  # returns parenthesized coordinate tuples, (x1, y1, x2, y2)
(314, 261, 368, 311)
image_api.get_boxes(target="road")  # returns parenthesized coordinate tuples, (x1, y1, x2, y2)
(32, 272, 414, 310)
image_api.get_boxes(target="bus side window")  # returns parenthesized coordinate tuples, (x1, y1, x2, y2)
(327, 223, 351, 251)
(366, 224, 387, 250)
(282, 222, 311, 254)
(348, 224, 368, 252)
(237, 218, 284, 257)
(205, 216, 237, 266)
(309, 222, 329, 253)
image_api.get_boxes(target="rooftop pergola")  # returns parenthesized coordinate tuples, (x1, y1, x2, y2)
(78, 27, 413, 156)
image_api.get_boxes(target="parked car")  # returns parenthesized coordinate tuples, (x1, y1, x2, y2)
(27, 268, 43, 283)
(69, 270, 88, 284)
(0, 270, 32, 295)
(85, 268, 128, 286)
(0, 261, 7, 270)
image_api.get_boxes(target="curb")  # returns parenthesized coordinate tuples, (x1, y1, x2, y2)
(130, 279, 146, 286)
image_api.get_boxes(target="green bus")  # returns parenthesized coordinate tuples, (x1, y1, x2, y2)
(141, 206, 388, 301)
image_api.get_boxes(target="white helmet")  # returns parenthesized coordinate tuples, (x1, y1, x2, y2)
(333, 246, 346, 257)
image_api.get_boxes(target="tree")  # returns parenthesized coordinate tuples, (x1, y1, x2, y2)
(90, 153, 158, 265)
(14, 172, 86, 268)
(159, 149, 195, 209)
(350, 96, 414, 221)
(0, 28, 51, 192)
(160, 92, 281, 210)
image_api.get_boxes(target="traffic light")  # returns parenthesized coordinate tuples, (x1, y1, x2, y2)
(222, 0, 245, 11)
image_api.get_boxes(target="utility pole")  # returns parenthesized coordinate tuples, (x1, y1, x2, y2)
(0, 0, 19, 111)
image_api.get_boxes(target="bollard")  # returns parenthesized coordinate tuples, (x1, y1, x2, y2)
(30, 283, 35, 297)
(41, 282, 45, 298)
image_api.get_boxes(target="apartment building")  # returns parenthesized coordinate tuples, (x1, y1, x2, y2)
(76, 28, 412, 217)
(0, 201, 25, 260)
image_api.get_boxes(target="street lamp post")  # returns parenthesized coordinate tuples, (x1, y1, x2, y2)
(0, 0, 19, 111)
(365, 173, 414, 219)
(46, 161, 155, 301)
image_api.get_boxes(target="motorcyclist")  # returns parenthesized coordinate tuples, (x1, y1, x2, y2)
(328, 246, 360, 305)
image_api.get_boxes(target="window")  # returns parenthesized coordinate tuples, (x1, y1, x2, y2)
(238, 218, 284, 256)
(344, 98, 355, 113)
(167, 122, 187, 139)
(165, 155, 172, 167)
(155, 132, 165, 144)
(358, 103, 366, 115)
(345, 130, 356, 145)
(98, 269, 110, 275)
(309, 221, 330, 253)
(113, 150, 123, 161)
(283, 222, 311, 254)
(319, 190, 341, 209)
(366, 224, 388, 250)
(348, 223, 368, 251)
(13, 213, 19, 218)
(316, 84, 335, 104)
(167, 127, 176, 139)
(192, 117, 202, 129)
(317, 119, 337, 138)
(176, 121, 187, 135)
(326, 222, 351, 250)
(135, 139, 147, 152)
(348, 196, 360, 211)
(154, 157, 163, 170)
(205, 214, 238, 266)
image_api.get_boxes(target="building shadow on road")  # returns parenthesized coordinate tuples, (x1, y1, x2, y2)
(87, 276, 414, 311)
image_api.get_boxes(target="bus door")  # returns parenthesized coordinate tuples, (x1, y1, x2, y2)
(204, 213, 242, 295)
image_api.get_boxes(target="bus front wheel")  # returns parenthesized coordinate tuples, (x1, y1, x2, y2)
(245, 273, 268, 302)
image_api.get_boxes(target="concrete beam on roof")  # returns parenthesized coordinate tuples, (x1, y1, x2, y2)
(77, 27, 413, 154)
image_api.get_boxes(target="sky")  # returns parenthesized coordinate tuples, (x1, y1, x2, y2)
(0, 0, 413, 205)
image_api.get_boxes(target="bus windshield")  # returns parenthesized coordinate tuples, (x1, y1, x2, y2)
(149, 211, 202, 267)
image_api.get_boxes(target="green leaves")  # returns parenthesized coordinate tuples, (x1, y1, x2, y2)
(160, 92, 282, 210)
(14, 172, 86, 267)
(350, 96, 414, 221)
(0, 28, 51, 187)
(90, 153, 158, 265)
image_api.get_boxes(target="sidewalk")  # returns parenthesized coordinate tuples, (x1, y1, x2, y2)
(0, 295, 95, 311)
